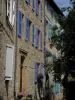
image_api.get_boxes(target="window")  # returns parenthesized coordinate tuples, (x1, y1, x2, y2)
(36, 0, 39, 15)
(5, 45, 14, 80)
(34, 62, 43, 83)
(35, 27, 42, 50)
(48, 23, 52, 40)
(32, 0, 35, 9)
(40, 1, 42, 20)
(32, 24, 35, 45)
(25, 17, 31, 40)
(56, 83, 60, 93)
(7, 0, 15, 27)
(18, 10, 22, 36)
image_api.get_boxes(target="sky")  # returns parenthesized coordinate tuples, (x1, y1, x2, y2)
(54, 0, 72, 15)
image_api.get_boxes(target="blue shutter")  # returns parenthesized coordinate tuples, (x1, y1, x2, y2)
(32, 0, 35, 9)
(36, 27, 38, 48)
(40, 2, 42, 20)
(25, 17, 29, 40)
(56, 83, 60, 93)
(18, 10, 22, 36)
(36, 0, 38, 15)
(32, 24, 34, 45)
(40, 32, 42, 50)
(35, 62, 38, 83)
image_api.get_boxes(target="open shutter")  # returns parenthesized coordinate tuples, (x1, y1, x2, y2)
(35, 62, 38, 83)
(12, 0, 15, 26)
(32, 24, 34, 45)
(18, 10, 22, 36)
(40, 2, 42, 20)
(36, 0, 38, 15)
(5, 45, 14, 80)
(36, 27, 38, 48)
(25, 17, 29, 40)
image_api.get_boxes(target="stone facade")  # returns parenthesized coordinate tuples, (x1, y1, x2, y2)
(0, 0, 16, 100)
(45, 0, 63, 100)
(16, 0, 44, 99)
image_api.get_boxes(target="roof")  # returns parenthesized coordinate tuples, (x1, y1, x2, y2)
(47, 0, 64, 16)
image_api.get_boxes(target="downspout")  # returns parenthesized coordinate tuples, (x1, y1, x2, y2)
(14, 0, 18, 100)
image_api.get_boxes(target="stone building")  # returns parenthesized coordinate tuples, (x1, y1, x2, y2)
(0, 0, 16, 100)
(44, 0, 63, 100)
(16, 0, 44, 99)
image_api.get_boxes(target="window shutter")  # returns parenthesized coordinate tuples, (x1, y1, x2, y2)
(32, 24, 34, 45)
(5, 45, 14, 80)
(25, 17, 29, 40)
(18, 10, 22, 36)
(12, 0, 15, 26)
(35, 62, 38, 83)
(36, 0, 38, 15)
(32, 0, 35, 9)
(56, 83, 60, 93)
(7, 0, 10, 17)
(36, 27, 38, 48)
(40, 32, 42, 50)
(9, 0, 13, 23)
(40, 2, 42, 20)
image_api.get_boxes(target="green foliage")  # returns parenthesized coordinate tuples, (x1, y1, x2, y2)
(52, 9, 75, 82)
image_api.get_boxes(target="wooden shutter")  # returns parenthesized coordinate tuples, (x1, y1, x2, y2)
(36, 27, 38, 48)
(40, 2, 42, 20)
(32, 24, 34, 45)
(25, 17, 29, 40)
(56, 83, 60, 93)
(36, 0, 38, 15)
(18, 10, 22, 36)
(12, 0, 15, 26)
(35, 62, 38, 83)
(32, 0, 35, 9)
(5, 45, 14, 80)
(40, 32, 42, 50)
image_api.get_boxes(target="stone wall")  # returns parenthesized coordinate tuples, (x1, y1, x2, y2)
(0, 0, 16, 99)
(16, 0, 44, 99)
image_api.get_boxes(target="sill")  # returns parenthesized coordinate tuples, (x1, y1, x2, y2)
(25, 1, 29, 5)
(6, 16, 13, 30)
(32, 8, 35, 12)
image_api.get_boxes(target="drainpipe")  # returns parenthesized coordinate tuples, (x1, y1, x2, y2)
(14, 0, 18, 100)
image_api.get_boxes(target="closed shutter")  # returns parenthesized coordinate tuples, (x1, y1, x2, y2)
(36, 27, 38, 48)
(48, 23, 52, 39)
(40, 2, 42, 20)
(35, 62, 38, 83)
(56, 83, 60, 93)
(36, 0, 38, 15)
(25, 17, 29, 40)
(32, 24, 34, 45)
(40, 32, 42, 50)
(18, 10, 22, 36)
(12, 0, 15, 26)
(5, 45, 14, 80)
(32, 0, 35, 9)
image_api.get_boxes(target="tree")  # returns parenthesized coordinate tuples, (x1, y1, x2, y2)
(51, 8, 75, 82)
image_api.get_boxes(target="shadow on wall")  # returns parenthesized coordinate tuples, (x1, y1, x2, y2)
(5, 80, 9, 98)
